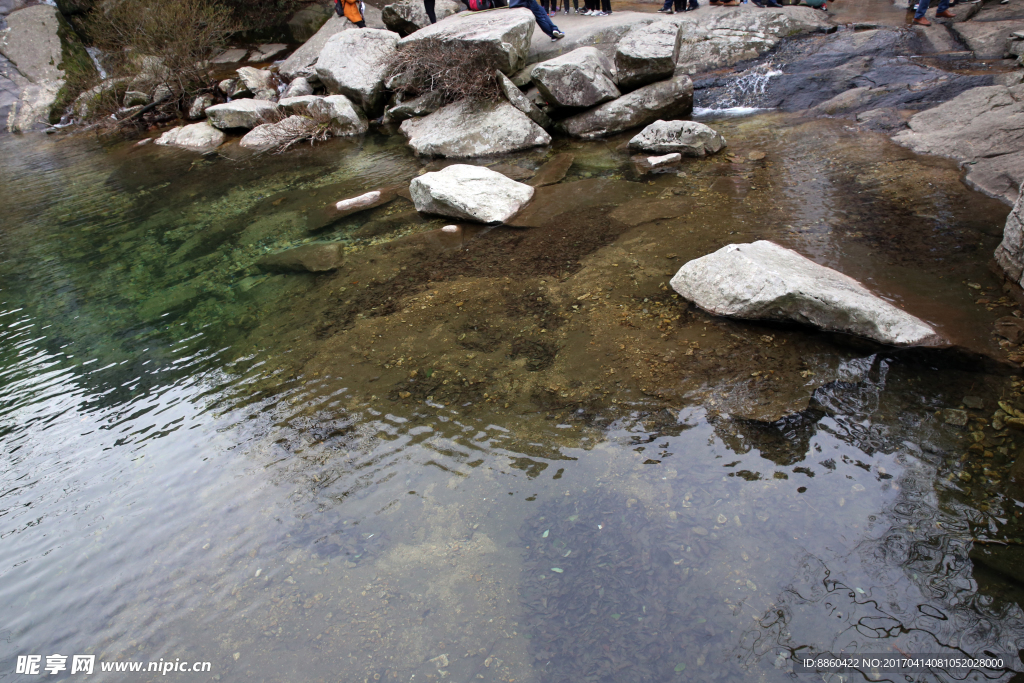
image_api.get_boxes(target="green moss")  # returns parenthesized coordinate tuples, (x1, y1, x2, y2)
(50, 11, 99, 123)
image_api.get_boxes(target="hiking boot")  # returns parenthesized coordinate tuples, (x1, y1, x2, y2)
(913, 15, 931, 24)
(936, 8, 955, 16)
(551, 29, 565, 39)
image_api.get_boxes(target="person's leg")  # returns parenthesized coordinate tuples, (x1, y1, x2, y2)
(601, 0, 610, 13)
(935, 0, 954, 15)
(522, 0, 559, 35)
(659, 0, 673, 12)
(424, 0, 436, 22)
(914, 0, 930, 18)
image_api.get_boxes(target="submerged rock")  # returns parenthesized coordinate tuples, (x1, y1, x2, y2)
(155, 121, 226, 152)
(629, 119, 726, 156)
(410, 164, 535, 224)
(531, 47, 620, 109)
(615, 21, 681, 91)
(382, 0, 460, 37)
(670, 240, 941, 347)
(561, 71, 693, 139)
(894, 84, 1024, 206)
(205, 99, 280, 129)
(400, 99, 550, 157)
(257, 242, 345, 273)
(529, 153, 574, 187)
(397, 8, 535, 74)
(316, 28, 399, 116)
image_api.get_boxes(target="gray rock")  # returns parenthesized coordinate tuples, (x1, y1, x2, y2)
(410, 164, 535, 223)
(670, 240, 941, 347)
(561, 71, 693, 139)
(316, 28, 399, 116)
(893, 84, 1024, 206)
(282, 76, 314, 98)
(497, 70, 551, 128)
(188, 93, 214, 120)
(71, 79, 124, 120)
(279, 15, 353, 80)
(995, 178, 1024, 285)
(400, 99, 550, 157)
(253, 88, 278, 102)
(257, 242, 345, 273)
(308, 94, 368, 135)
(531, 47, 620, 109)
(632, 152, 682, 172)
(951, 19, 1021, 59)
(155, 121, 227, 152)
(248, 43, 288, 62)
(382, 0, 461, 37)
(211, 48, 248, 64)
(963, 396, 985, 410)
(205, 99, 280, 129)
(236, 66, 274, 93)
(398, 8, 535, 74)
(383, 90, 445, 123)
(152, 84, 172, 103)
(287, 4, 333, 43)
(942, 408, 969, 428)
(240, 115, 315, 151)
(124, 90, 150, 107)
(527, 12, 657, 66)
(218, 78, 237, 96)
(629, 119, 726, 156)
(279, 94, 321, 113)
(615, 21, 681, 91)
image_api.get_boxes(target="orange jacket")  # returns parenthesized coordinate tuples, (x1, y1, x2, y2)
(341, 0, 363, 23)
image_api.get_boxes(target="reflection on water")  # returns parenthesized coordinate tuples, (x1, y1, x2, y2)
(0, 116, 1022, 683)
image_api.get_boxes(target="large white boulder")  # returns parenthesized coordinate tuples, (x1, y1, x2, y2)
(315, 28, 399, 116)
(670, 241, 940, 347)
(279, 15, 353, 80)
(382, 0, 461, 37)
(615, 21, 681, 91)
(400, 99, 550, 157)
(629, 119, 726, 157)
(561, 71, 693, 139)
(531, 47, 620, 109)
(410, 164, 535, 223)
(397, 8, 535, 75)
(205, 99, 280, 129)
(155, 121, 227, 152)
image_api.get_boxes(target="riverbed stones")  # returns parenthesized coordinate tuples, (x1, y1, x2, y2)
(529, 153, 574, 187)
(629, 119, 726, 157)
(205, 99, 280, 129)
(497, 71, 552, 129)
(188, 93, 213, 119)
(560, 71, 693, 139)
(382, 0, 460, 37)
(410, 164, 535, 223)
(398, 8, 535, 74)
(400, 99, 551, 157)
(615, 21, 681, 91)
(308, 94, 369, 135)
(279, 95, 321, 113)
(257, 242, 345, 273)
(531, 47, 620, 109)
(316, 28, 399, 116)
(155, 121, 227, 152)
(279, 15, 352, 80)
(893, 84, 1024, 205)
(282, 76, 314, 99)
(236, 66, 274, 94)
(995, 179, 1024, 285)
(670, 240, 941, 346)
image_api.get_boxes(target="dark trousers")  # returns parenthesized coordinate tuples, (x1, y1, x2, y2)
(510, 0, 560, 36)
(914, 0, 949, 17)
(424, 0, 436, 22)
(563, 0, 578, 9)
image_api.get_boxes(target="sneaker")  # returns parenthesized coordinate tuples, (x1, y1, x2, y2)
(551, 29, 565, 39)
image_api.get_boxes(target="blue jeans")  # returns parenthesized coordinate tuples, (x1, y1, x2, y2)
(510, 0, 560, 36)
(915, 0, 949, 18)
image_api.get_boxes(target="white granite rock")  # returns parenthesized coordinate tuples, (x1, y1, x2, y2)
(410, 164, 535, 223)
(315, 28, 399, 115)
(155, 121, 226, 151)
(629, 119, 726, 156)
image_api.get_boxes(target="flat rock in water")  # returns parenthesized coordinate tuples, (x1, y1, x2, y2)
(487, 163, 535, 181)
(257, 242, 345, 273)
(894, 84, 1024, 206)
(400, 99, 550, 157)
(609, 196, 689, 226)
(205, 99, 280, 129)
(155, 121, 226, 152)
(279, 15, 353, 80)
(615, 21, 681, 91)
(410, 164, 535, 224)
(398, 9, 536, 74)
(560, 71, 693, 139)
(529, 153, 574, 187)
(316, 28, 399, 116)
(670, 240, 942, 347)
(507, 178, 645, 228)
(629, 119, 726, 156)
(308, 186, 402, 230)
(382, 0, 460, 37)
(631, 152, 681, 172)
(531, 47, 620, 109)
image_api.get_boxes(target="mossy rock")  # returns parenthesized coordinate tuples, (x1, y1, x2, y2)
(50, 10, 99, 123)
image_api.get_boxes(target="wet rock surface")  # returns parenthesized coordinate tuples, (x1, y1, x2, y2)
(670, 241, 942, 347)
(400, 99, 551, 157)
(410, 164, 535, 224)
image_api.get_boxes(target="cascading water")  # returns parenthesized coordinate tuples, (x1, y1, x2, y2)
(694, 61, 784, 117)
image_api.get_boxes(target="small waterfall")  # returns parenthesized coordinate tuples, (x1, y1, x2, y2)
(694, 61, 783, 117)
(86, 47, 108, 80)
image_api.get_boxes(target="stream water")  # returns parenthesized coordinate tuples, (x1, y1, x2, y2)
(2, 101, 1024, 683)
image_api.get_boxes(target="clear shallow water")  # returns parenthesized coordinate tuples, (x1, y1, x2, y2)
(0, 119, 1023, 682)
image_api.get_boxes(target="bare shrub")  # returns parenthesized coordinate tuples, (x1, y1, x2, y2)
(383, 38, 503, 105)
(251, 106, 333, 154)
(85, 0, 234, 113)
